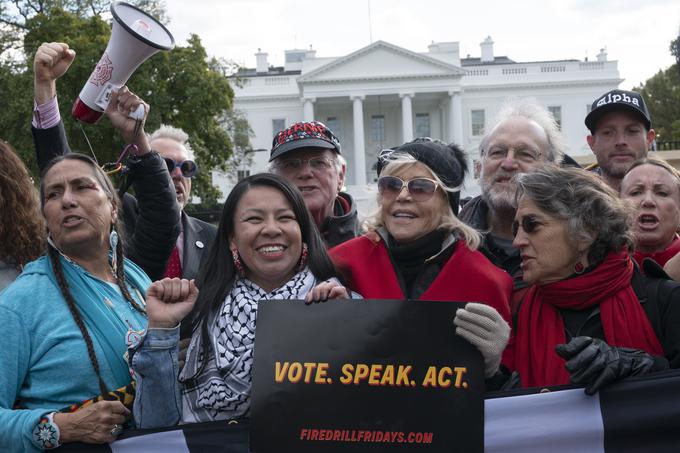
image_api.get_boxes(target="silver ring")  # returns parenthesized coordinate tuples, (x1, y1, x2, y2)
(110, 424, 123, 436)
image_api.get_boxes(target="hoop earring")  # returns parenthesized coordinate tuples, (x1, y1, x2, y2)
(298, 243, 308, 271)
(574, 261, 585, 275)
(231, 249, 245, 277)
(110, 227, 119, 275)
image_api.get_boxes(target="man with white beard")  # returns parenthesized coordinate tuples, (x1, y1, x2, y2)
(459, 99, 565, 313)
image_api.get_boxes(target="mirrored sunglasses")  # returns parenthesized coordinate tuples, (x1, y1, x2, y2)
(377, 175, 439, 201)
(164, 158, 197, 178)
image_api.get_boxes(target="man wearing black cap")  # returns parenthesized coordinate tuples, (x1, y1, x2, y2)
(269, 121, 359, 248)
(585, 89, 656, 190)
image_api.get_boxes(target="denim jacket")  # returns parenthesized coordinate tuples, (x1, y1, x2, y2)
(129, 326, 182, 428)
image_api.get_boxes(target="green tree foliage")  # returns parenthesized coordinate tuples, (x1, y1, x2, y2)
(671, 36, 679, 65)
(635, 38, 680, 142)
(0, 0, 234, 204)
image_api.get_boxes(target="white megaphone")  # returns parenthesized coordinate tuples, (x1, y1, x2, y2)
(72, 1, 174, 123)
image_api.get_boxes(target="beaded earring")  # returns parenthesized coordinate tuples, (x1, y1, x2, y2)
(297, 243, 309, 271)
(231, 248, 245, 277)
(110, 227, 119, 275)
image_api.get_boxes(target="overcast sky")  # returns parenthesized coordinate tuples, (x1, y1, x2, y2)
(162, 0, 679, 90)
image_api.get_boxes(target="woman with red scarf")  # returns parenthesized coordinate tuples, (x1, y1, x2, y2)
(504, 167, 680, 394)
(620, 158, 680, 271)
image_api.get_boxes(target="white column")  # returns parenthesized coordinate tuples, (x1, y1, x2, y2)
(302, 97, 315, 122)
(400, 93, 414, 142)
(448, 90, 463, 144)
(351, 95, 366, 186)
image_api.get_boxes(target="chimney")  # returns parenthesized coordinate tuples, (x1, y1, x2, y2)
(255, 48, 269, 73)
(596, 47, 608, 62)
(306, 45, 316, 59)
(480, 36, 494, 63)
(427, 41, 460, 67)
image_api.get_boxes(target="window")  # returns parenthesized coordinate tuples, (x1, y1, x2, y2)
(415, 113, 430, 138)
(548, 106, 562, 129)
(272, 118, 286, 135)
(371, 115, 385, 142)
(237, 169, 250, 181)
(471, 110, 485, 136)
(326, 117, 342, 137)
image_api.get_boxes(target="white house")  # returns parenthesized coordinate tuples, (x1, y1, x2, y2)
(213, 37, 621, 213)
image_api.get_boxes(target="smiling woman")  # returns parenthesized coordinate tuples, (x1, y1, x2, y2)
(130, 173, 355, 428)
(329, 139, 512, 382)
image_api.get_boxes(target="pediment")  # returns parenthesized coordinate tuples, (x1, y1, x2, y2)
(299, 41, 465, 83)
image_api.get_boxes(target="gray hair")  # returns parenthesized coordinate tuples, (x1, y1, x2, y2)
(516, 166, 634, 265)
(480, 98, 566, 163)
(364, 154, 481, 250)
(148, 124, 195, 160)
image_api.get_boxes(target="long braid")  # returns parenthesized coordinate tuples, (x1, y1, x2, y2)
(113, 235, 145, 314)
(48, 246, 109, 397)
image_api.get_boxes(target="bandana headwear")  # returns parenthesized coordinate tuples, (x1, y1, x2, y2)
(270, 121, 341, 161)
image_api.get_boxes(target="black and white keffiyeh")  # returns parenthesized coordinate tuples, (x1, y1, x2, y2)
(178, 268, 318, 423)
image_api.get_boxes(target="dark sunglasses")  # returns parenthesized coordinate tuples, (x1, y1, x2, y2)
(377, 175, 439, 201)
(164, 158, 197, 178)
(512, 216, 541, 237)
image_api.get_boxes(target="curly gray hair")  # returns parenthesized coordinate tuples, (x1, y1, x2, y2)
(516, 166, 634, 265)
(480, 98, 566, 163)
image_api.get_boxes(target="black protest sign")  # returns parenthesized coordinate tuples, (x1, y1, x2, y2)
(250, 299, 484, 452)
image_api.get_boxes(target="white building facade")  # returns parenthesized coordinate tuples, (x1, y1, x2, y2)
(214, 37, 621, 212)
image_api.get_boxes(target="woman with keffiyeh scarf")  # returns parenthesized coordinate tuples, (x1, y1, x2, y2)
(130, 173, 354, 428)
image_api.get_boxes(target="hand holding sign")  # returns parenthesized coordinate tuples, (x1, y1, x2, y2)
(304, 279, 350, 304)
(454, 303, 510, 378)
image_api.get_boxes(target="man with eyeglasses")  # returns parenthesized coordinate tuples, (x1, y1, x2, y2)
(269, 121, 359, 248)
(585, 89, 656, 191)
(459, 99, 565, 313)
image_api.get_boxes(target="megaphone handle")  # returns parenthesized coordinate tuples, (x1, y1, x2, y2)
(129, 104, 145, 137)
(129, 104, 145, 121)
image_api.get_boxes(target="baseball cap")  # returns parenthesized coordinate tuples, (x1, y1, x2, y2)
(585, 89, 651, 134)
(270, 121, 341, 161)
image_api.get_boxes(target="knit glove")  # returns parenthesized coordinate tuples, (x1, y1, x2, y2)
(555, 336, 656, 396)
(454, 303, 510, 378)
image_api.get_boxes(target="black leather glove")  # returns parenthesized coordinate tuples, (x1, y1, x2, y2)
(555, 336, 655, 395)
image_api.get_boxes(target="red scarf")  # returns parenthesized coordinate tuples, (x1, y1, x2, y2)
(511, 251, 663, 388)
(632, 235, 680, 271)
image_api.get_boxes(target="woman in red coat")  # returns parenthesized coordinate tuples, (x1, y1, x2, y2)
(330, 139, 512, 380)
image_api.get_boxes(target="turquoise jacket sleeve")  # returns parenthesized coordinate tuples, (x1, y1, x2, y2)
(0, 306, 54, 452)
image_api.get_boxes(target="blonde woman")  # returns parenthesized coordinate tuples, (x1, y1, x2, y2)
(330, 139, 511, 380)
